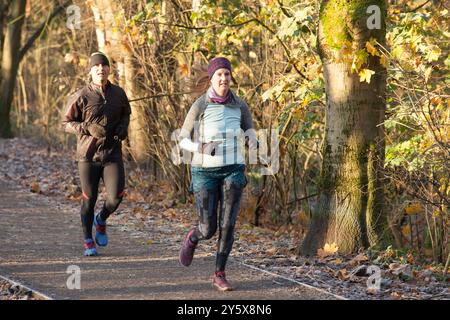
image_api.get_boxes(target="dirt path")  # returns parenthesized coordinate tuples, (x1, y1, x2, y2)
(0, 178, 338, 300)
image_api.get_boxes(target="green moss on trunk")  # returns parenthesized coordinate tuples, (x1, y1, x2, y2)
(320, 0, 386, 51)
(300, 0, 386, 257)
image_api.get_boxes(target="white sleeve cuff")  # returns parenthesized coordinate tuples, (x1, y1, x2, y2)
(179, 137, 199, 153)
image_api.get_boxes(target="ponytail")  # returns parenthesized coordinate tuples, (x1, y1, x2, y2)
(186, 63, 210, 97)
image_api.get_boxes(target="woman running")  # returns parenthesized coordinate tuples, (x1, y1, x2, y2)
(178, 57, 258, 291)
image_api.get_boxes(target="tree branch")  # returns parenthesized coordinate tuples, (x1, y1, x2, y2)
(128, 91, 197, 103)
(277, 0, 292, 18)
(252, 18, 309, 80)
(406, 0, 432, 13)
(18, 0, 70, 62)
(287, 193, 318, 206)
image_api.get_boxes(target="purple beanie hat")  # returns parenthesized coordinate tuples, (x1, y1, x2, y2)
(207, 57, 232, 79)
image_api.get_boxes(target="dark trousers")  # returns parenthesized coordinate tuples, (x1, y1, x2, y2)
(78, 160, 125, 240)
(191, 165, 246, 272)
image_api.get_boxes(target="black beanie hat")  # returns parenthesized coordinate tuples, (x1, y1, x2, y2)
(89, 52, 110, 68)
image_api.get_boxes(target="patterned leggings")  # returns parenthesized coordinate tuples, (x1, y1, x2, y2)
(190, 164, 246, 271)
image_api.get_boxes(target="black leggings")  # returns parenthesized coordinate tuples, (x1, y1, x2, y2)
(78, 160, 125, 240)
(192, 181, 244, 272)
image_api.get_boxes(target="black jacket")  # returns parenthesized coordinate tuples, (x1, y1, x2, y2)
(63, 81, 131, 163)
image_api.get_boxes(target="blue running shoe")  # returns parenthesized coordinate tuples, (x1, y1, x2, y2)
(84, 239, 98, 256)
(94, 213, 108, 247)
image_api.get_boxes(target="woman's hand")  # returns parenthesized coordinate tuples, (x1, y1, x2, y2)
(199, 141, 222, 156)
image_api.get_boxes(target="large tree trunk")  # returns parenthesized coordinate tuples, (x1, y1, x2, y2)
(0, 0, 25, 138)
(90, 0, 149, 162)
(300, 0, 387, 255)
(0, 1, 8, 54)
(0, 0, 67, 138)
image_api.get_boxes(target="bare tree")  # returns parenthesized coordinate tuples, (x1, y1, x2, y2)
(0, 0, 68, 138)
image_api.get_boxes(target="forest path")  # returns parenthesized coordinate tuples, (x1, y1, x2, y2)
(0, 141, 338, 300)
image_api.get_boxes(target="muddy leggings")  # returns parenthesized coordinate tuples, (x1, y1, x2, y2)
(190, 164, 246, 272)
(78, 160, 125, 240)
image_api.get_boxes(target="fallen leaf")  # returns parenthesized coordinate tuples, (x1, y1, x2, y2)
(133, 206, 144, 214)
(366, 287, 379, 295)
(30, 182, 40, 193)
(350, 253, 369, 266)
(336, 268, 350, 281)
(127, 191, 143, 202)
(389, 263, 413, 278)
(317, 242, 339, 258)
(330, 258, 343, 265)
(267, 247, 278, 256)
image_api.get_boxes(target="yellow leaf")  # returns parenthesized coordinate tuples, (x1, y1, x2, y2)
(78, 58, 87, 67)
(317, 242, 338, 258)
(351, 50, 368, 73)
(405, 203, 423, 215)
(365, 41, 378, 56)
(425, 45, 441, 62)
(179, 63, 189, 76)
(301, 95, 311, 108)
(380, 55, 388, 68)
(401, 225, 411, 237)
(358, 68, 375, 83)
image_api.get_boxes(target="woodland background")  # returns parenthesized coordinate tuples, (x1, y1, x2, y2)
(0, 0, 448, 271)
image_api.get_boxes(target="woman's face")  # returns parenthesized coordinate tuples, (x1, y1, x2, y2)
(210, 68, 231, 97)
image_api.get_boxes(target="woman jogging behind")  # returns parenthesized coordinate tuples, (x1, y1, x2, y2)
(63, 52, 131, 256)
(178, 57, 258, 291)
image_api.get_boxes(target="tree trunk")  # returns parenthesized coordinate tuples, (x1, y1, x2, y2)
(0, 0, 67, 138)
(0, 0, 25, 138)
(0, 1, 8, 54)
(300, 0, 386, 255)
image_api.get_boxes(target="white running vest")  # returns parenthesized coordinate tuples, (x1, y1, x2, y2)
(191, 103, 245, 167)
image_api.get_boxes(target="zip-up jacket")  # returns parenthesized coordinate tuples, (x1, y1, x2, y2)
(63, 81, 131, 163)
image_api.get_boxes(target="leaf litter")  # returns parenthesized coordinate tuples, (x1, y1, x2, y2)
(0, 138, 448, 300)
